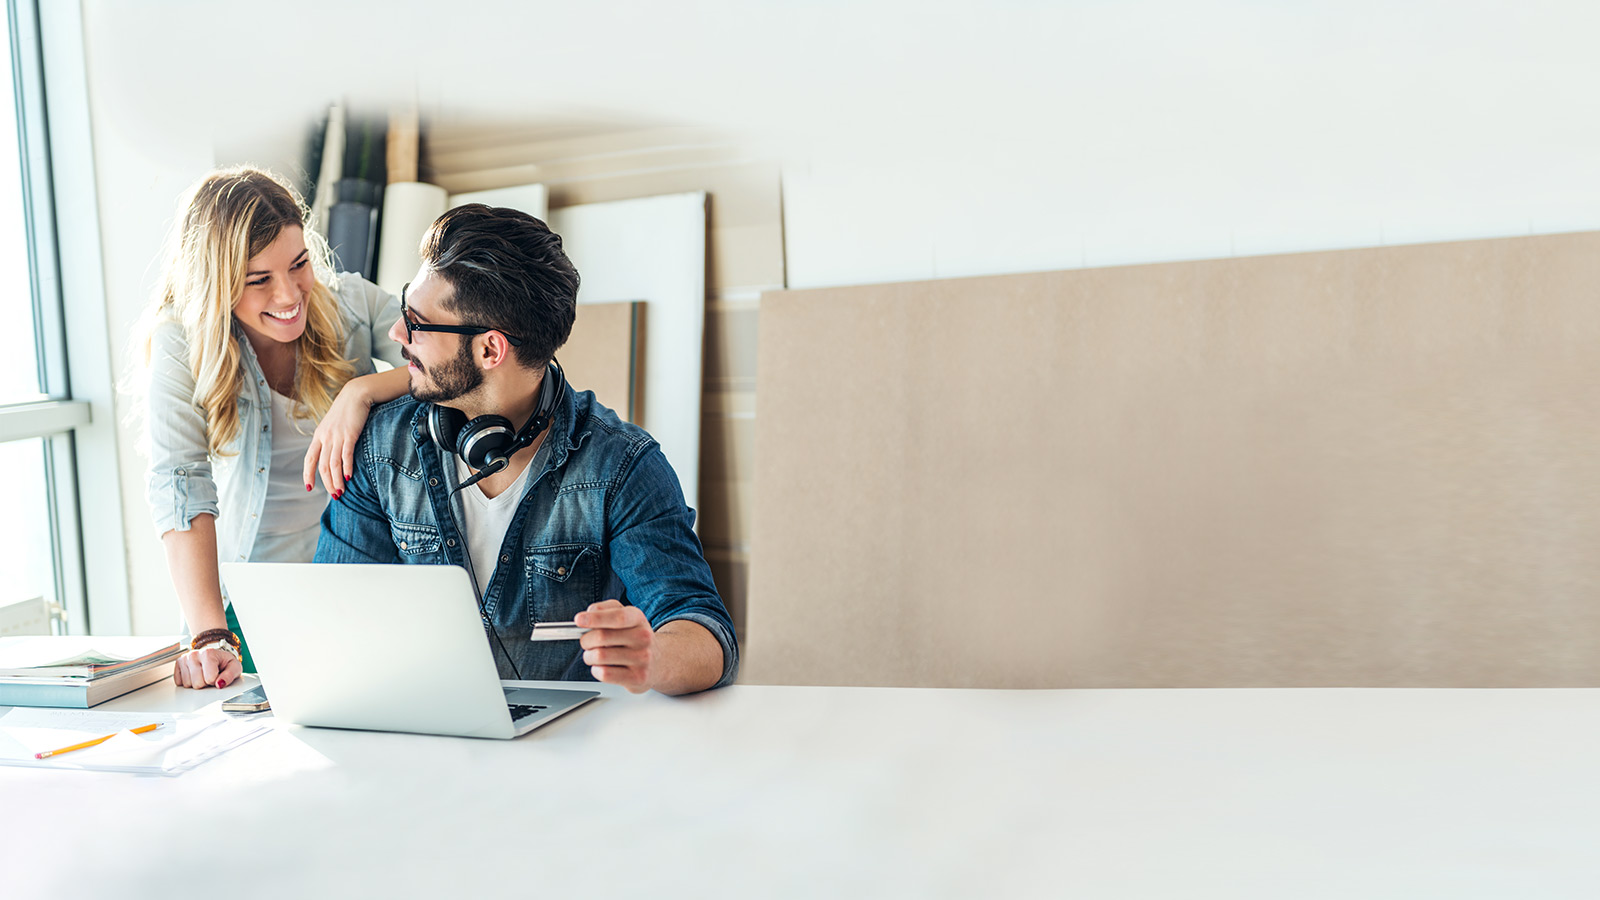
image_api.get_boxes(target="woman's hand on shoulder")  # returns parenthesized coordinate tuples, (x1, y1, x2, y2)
(304, 378, 376, 498)
(304, 368, 409, 496)
(173, 647, 242, 690)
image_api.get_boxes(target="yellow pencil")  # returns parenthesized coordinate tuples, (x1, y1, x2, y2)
(33, 723, 162, 759)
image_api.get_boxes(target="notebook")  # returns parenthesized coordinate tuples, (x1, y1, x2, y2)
(219, 563, 599, 739)
(0, 660, 177, 709)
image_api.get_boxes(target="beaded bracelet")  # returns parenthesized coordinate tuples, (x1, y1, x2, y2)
(189, 628, 240, 652)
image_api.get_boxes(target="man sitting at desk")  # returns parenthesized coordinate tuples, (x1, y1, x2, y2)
(315, 204, 737, 695)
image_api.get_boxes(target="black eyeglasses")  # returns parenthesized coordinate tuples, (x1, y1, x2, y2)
(399, 283, 526, 347)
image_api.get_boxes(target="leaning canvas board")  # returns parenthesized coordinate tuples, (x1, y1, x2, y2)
(448, 184, 549, 220)
(548, 193, 706, 509)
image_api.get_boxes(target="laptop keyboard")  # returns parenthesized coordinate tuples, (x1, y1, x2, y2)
(508, 703, 549, 721)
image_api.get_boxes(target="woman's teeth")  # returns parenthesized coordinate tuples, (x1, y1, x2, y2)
(265, 304, 300, 320)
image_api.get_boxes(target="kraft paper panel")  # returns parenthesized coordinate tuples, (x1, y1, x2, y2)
(745, 231, 1600, 688)
(561, 300, 641, 422)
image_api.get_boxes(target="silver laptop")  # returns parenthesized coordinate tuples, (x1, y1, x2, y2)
(220, 563, 599, 739)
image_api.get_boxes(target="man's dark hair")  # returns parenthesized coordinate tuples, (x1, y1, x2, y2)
(419, 203, 580, 368)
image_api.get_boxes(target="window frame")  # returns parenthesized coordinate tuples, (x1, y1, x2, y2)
(4, 0, 128, 635)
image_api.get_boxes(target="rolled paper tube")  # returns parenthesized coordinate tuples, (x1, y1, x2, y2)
(375, 182, 449, 294)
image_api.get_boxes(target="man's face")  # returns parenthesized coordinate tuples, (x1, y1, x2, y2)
(390, 270, 484, 403)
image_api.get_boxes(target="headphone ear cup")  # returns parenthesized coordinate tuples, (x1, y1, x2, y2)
(539, 361, 560, 410)
(457, 414, 516, 470)
(525, 360, 564, 441)
(427, 405, 468, 453)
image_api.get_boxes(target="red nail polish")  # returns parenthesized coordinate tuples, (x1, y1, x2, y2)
(306, 484, 313, 492)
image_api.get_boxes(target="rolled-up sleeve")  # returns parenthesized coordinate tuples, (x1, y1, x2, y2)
(144, 320, 219, 536)
(606, 441, 740, 689)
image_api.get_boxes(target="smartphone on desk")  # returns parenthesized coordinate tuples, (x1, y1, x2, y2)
(221, 685, 270, 713)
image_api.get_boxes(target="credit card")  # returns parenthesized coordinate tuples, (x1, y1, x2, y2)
(530, 621, 590, 641)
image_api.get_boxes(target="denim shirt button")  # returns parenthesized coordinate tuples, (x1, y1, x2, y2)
(447, 539, 457, 547)
(500, 554, 510, 565)
(429, 477, 439, 487)
(557, 567, 567, 576)
(399, 541, 408, 550)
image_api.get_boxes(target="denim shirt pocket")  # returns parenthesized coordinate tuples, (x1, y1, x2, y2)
(524, 543, 602, 624)
(390, 521, 443, 559)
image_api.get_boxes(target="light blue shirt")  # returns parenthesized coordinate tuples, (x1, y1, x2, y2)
(144, 273, 407, 568)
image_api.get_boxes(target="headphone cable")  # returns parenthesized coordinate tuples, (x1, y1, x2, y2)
(482, 610, 525, 682)
(436, 360, 568, 679)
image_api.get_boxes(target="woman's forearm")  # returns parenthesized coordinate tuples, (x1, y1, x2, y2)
(161, 514, 229, 634)
(350, 366, 410, 406)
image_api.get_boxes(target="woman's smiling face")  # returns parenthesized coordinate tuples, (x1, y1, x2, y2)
(233, 225, 314, 346)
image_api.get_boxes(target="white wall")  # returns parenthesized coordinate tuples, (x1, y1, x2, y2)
(71, 0, 1600, 632)
(778, 0, 1600, 286)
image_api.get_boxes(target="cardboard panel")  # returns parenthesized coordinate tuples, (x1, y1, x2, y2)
(559, 300, 640, 422)
(744, 231, 1600, 688)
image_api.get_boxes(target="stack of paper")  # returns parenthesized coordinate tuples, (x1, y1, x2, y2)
(0, 636, 182, 708)
(0, 708, 268, 775)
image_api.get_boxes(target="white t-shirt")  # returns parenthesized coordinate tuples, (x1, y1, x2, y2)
(258, 388, 328, 536)
(455, 452, 538, 592)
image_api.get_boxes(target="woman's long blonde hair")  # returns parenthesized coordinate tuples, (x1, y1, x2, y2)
(141, 167, 355, 457)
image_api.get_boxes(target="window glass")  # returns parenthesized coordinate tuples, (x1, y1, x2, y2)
(1, 23, 45, 405)
(0, 439, 57, 620)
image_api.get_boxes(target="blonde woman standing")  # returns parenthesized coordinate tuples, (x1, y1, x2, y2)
(141, 167, 408, 690)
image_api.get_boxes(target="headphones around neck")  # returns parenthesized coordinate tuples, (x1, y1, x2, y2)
(426, 358, 566, 493)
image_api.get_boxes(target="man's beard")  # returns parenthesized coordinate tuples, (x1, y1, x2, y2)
(407, 340, 483, 403)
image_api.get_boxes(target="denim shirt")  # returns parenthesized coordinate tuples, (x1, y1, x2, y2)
(144, 273, 407, 567)
(314, 385, 740, 689)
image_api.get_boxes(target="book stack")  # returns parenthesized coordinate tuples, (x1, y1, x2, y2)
(0, 636, 182, 708)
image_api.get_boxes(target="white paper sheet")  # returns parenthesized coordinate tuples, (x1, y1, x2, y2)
(0, 708, 269, 775)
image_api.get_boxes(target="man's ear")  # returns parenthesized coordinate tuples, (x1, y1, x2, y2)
(477, 332, 515, 370)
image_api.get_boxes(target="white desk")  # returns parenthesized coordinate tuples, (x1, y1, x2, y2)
(4, 682, 1599, 899)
